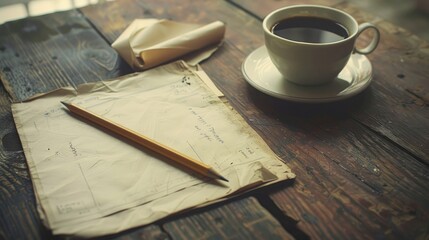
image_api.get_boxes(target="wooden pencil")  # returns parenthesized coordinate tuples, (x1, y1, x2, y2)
(61, 101, 228, 182)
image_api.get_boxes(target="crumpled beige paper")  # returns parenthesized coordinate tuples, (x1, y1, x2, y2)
(112, 19, 226, 70)
(12, 61, 294, 237)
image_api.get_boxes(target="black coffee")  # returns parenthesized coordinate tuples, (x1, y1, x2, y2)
(271, 16, 349, 43)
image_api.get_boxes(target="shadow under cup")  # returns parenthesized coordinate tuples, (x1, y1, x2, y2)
(263, 5, 361, 86)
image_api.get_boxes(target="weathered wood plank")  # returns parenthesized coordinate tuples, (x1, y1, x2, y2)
(80, 1, 298, 239)
(0, 102, 52, 239)
(110, 225, 170, 240)
(0, 10, 132, 102)
(232, 0, 429, 165)
(230, 0, 344, 19)
(247, 106, 429, 239)
(1, 53, 47, 238)
(163, 197, 294, 240)
(80, 0, 429, 239)
(0, 0, 427, 239)
(335, 2, 429, 163)
(81, 1, 301, 238)
(226, 1, 429, 239)
(79, 0, 148, 43)
(0, 7, 150, 240)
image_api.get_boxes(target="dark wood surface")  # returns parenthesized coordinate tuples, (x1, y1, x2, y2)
(0, 0, 428, 239)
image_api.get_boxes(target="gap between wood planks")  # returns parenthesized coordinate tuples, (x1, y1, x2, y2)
(257, 193, 311, 240)
(226, 0, 265, 22)
(352, 117, 429, 168)
(144, 179, 305, 239)
(405, 88, 429, 107)
(76, 8, 112, 46)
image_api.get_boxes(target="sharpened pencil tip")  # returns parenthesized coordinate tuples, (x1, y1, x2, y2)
(60, 101, 70, 108)
(207, 169, 228, 182)
(218, 175, 229, 182)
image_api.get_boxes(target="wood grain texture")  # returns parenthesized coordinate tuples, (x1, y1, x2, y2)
(241, 99, 429, 238)
(81, 0, 428, 239)
(80, 1, 296, 238)
(80, 0, 148, 43)
(163, 197, 294, 240)
(232, 0, 429, 166)
(248, 105, 429, 239)
(0, 0, 428, 239)
(0, 47, 51, 238)
(0, 6, 138, 240)
(228, 1, 429, 239)
(0, 104, 51, 239)
(110, 225, 169, 240)
(0, 10, 132, 102)
(230, 0, 344, 19)
(335, 2, 429, 163)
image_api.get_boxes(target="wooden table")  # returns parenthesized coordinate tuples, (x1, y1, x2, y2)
(1, 0, 428, 239)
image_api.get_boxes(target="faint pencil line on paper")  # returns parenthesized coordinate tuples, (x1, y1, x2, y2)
(187, 141, 203, 162)
(77, 163, 98, 208)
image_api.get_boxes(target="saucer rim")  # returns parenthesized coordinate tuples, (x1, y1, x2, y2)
(241, 46, 373, 103)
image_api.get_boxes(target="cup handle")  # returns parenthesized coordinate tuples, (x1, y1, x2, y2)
(354, 23, 380, 55)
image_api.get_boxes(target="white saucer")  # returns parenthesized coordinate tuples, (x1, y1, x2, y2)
(242, 46, 373, 103)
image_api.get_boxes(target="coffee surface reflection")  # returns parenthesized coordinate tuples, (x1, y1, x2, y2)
(271, 17, 349, 43)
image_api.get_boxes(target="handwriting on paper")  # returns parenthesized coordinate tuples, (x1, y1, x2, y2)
(188, 107, 224, 144)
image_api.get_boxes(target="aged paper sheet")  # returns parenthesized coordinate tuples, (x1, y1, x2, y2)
(12, 61, 294, 237)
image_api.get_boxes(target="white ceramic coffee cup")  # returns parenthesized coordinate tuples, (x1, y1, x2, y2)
(263, 5, 380, 85)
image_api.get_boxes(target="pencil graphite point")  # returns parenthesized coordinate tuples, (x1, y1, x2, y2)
(218, 175, 229, 182)
(207, 169, 228, 182)
(60, 101, 70, 108)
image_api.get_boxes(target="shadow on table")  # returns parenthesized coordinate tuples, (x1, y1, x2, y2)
(246, 83, 373, 127)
